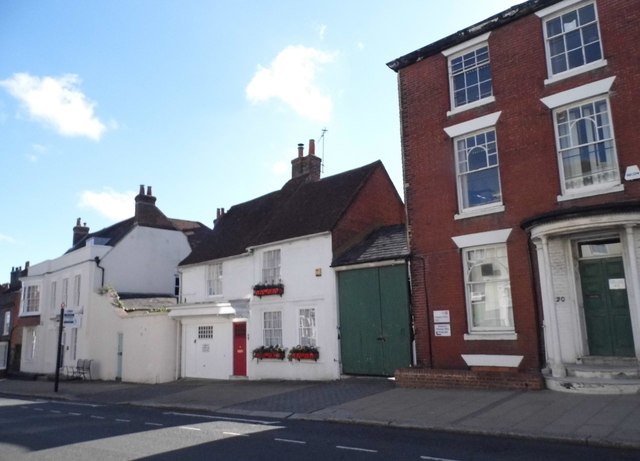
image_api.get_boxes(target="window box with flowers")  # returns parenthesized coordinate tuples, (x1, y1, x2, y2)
(288, 345, 319, 362)
(252, 283, 285, 298)
(252, 345, 286, 361)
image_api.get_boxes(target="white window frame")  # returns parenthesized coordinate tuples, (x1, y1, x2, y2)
(263, 311, 282, 347)
(50, 281, 57, 314)
(537, 0, 607, 85)
(262, 249, 281, 285)
(298, 308, 316, 347)
(444, 111, 505, 220)
(207, 263, 223, 297)
(455, 127, 502, 214)
(552, 96, 620, 198)
(0, 342, 7, 370)
(22, 285, 41, 315)
(541, 78, 621, 201)
(452, 229, 516, 341)
(443, 33, 495, 116)
(73, 274, 81, 308)
(3, 311, 10, 336)
(61, 278, 69, 308)
(25, 327, 36, 361)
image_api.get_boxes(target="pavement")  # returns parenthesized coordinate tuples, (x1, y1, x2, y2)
(1, 375, 640, 451)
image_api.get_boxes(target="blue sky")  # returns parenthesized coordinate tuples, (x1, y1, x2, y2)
(0, 0, 518, 279)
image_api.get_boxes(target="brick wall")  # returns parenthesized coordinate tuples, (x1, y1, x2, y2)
(395, 367, 545, 391)
(395, 0, 640, 376)
(333, 164, 406, 257)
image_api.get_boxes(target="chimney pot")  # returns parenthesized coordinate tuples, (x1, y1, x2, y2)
(139, 184, 145, 195)
(147, 186, 152, 196)
(309, 139, 315, 156)
(297, 143, 304, 158)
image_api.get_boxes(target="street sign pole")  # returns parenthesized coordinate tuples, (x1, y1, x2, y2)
(54, 304, 65, 392)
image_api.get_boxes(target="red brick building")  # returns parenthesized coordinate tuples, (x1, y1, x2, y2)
(388, 0, 640, 392)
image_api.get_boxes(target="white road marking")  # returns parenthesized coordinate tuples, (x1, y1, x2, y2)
(420, 456, 461, 461)
(115, 419, 130, 422)
(145, 422, 163, 427)
(163, 411, 280, 424)
(90, 415, 105, 420)
(179, 426, 201, 431)
(336, 445, 378, 453)
(68, 412, 81, 416)
(163, 411, 278, 425)
(275, 438, 306, 444)
(223, 432, 249, 437)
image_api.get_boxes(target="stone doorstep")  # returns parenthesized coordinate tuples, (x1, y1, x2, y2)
(545, 375, 640, 394)
(565, 363, 640, 380)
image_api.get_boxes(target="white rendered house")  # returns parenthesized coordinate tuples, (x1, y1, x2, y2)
(172, 141, 406, 381)
(19, 186, 208, 383)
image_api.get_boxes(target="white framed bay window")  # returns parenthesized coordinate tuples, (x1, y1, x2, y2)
(541, 77, 620, 200)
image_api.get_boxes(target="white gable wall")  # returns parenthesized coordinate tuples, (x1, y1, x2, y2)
(103, 226, 191, 294)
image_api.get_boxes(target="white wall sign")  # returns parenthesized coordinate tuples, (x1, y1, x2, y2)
(433, 310, 450, 323)
(609, 278, 626, 290)
(435, 324, 451, 337)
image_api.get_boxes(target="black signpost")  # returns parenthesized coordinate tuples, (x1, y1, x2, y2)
(54, 304, 65, 392)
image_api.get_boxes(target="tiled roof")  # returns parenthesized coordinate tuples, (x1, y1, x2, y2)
(332, 224, 408, 267)
(180, 161, 383, 266)
(67, 217, 209, 254)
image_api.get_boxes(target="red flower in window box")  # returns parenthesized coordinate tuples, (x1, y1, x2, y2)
(252, 345, 286, 361)
(253, 283, 285, 298)
(287, 345, 319, 362)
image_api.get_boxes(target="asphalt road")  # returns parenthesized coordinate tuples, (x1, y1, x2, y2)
(0, 397, 638, 460)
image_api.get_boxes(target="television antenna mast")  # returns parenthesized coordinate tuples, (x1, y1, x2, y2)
(318, 128, 328, 173)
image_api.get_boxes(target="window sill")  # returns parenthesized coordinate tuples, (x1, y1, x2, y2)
(557, 183, 624, 202)
(447, 96, 496, 118)
(455, 205, 505, 220)
(19, 312, 40, 318)
(544, 60, 608, 86)
(464, 332, 517, 341)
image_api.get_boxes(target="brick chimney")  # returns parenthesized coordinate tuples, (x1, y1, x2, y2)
(290, 139, 322, 182)
(134, 184, 157, 223)
(72, 218, 90, 245)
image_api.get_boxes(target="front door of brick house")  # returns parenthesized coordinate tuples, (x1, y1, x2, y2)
(233, 322, 247, 376)
(579, 239, 634, 357)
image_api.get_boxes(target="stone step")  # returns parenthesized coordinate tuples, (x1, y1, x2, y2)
(577, 356, 638, 367)
(545, 375, 640, 394)
(566, 363, 640, 379)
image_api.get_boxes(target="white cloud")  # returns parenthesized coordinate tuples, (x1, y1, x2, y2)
(79, 188, 135, 221)
(317, 24, 327, 40)
(0, 73, 107, 140)
(0, 233, 15, 244)
(246, 45, 336, 123)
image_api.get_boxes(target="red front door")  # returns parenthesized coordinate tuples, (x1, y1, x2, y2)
(233, 322, 247, 376)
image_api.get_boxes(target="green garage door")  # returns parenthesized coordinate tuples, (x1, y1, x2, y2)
(338, 264, 411, 376)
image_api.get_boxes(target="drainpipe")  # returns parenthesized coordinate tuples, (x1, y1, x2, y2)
(94, 257, 105, 288)
(411, 255, 433, 368)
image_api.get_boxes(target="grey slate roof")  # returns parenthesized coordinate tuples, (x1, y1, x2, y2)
(387, 0, 562, 72)
(332, 224, 409, 267)
(180, 161, 384, 266)
(66, 217, 209, 254)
